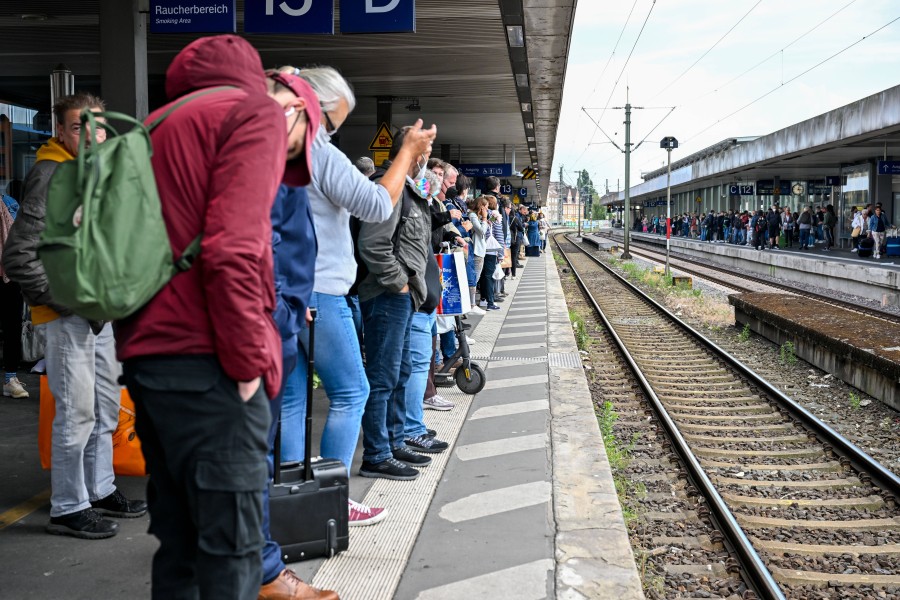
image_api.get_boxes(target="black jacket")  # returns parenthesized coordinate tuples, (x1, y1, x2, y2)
(510, 213, 526, 244)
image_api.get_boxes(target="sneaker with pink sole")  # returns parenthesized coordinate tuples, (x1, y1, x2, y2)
(348, 499, 387, 527)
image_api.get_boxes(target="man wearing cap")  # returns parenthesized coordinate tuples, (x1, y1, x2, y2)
(257, 71, 338, 600)
(115, 36, 321, 599)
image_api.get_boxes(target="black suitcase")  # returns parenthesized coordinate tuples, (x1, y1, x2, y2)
(858, 236, 875, 258)
(269, 310, 349, 561)
(525, 245, 541, 257)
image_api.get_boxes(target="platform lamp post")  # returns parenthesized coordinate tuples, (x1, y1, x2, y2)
(660, 136, 679, 280)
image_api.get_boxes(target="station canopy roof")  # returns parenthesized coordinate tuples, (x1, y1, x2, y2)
(607, 84, 900, 204)
(0, 0, 578, 203)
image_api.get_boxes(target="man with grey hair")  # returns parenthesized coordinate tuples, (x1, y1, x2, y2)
(355, 156, 375, 177)
(276, 65, 436, 523)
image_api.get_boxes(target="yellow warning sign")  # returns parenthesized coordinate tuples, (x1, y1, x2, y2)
(372, 150, 390, 167)
(368, 123, 393, 151)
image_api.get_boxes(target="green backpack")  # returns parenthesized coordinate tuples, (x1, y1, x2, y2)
(38, 87, 232, 321)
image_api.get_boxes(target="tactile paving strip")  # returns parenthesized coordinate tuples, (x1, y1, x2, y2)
(311, 260, 537, 600)
(547, 352, 583, 369)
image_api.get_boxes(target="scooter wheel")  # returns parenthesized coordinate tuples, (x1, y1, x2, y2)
(455, 363, 486, 395)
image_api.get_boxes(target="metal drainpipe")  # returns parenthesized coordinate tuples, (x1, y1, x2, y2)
(50, 64, 74, 138)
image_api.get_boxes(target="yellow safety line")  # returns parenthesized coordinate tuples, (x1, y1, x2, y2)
(0, 488, 51, 531)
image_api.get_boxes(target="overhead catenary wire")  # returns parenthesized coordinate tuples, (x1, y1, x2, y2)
(597, 0, 658, 124)
(687, 0, 859, 105)
(650, 0, 763, 101)
(571, 0, 642, 171)
(684, 14, 900, 143)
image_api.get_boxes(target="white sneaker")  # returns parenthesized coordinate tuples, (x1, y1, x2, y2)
(348, 499, 387, 526)
(3, 377, 29, 398)
(465, 335, 475, 343)
(424, 395, 455, 411)
(468, 306, 486, 315)
(478, 300, 488, 308)
(851, 248, 858, 252)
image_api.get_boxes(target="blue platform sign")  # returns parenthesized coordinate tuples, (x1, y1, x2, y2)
(340, 0, 415, 33)
(877, 161, 900, 175)
(245, 0, 334, 34)
(825, 175, 844, 186)
(728, 184, 755, 196)
(457, 164, 512, 178)
(518, 187, 528, 198)
(150, 0, 235, 33)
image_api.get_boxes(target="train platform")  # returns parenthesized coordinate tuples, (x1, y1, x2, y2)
(0, 250, 645, 600)
(600, 229, 900, 306)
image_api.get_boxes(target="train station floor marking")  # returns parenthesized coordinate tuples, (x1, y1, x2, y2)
(497, 330, 546, 340)
(509, 299, 546, 305)
(414, 559, 554, 600)
(490, 343, 547, 352)
(456, 433, 547, 462)
(438, 481, 552, 523)
(0, 488, 51, 531)
(507, 306, 546, 313)
(469, 399, 549, 420)
(482, 374, 548, 391)
(497, 322, 544, 330)
(502, 313, 547, 321)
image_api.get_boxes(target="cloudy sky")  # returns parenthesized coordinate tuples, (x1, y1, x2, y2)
(551, 0, 899, 192)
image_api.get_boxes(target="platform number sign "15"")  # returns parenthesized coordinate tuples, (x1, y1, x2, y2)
(500, 184, 513, 195)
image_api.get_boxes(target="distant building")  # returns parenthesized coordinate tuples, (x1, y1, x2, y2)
(547, 181, 580, 223)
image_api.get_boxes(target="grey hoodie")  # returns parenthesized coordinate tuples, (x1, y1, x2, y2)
(307, 126, 393, 296)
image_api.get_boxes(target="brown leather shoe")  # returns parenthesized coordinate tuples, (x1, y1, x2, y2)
(258, 569, 339, 600)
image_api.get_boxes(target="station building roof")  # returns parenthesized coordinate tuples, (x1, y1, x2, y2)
(0, 0, 577, 203)
(605, 84, 900, 204)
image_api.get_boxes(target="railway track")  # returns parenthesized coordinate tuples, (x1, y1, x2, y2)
(593, 230, 900, 326)
(553, 232, 900, 599)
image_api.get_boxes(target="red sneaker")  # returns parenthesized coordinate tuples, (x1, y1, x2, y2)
(348, 499, 387, 527)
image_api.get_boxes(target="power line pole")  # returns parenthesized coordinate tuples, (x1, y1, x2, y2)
(559, 164, 565, 225)
(621, 98, 633, 259)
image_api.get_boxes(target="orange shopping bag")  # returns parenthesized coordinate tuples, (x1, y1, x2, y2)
(39, 375, 146, 476)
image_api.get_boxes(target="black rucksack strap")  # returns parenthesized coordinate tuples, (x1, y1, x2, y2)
(174, 235, 203, 272)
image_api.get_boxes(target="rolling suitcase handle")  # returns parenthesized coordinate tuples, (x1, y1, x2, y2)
(273, 308, 316, 485)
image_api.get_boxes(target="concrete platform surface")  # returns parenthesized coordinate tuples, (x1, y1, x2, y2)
(0, 250, 644, 600)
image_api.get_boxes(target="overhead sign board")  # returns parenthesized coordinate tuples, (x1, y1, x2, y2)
(244, 0, 334, 34)
(521, 167, 537, 180)
(150, 0, 235, 33)
(340, 0, 415, 33)
(457, 164, 512, 178)
(368, 123, 393, 151)
(877, 160, 900, 175)
(825, 175, 845, 186)
(518, 188, 528, 198)
(756, 180, 791, 196)
(728, 184, 755, 196)
(500, 184, 513, 195)
(807, 184, 832, 196)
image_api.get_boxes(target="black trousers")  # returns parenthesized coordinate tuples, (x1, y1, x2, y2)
(125, 355, 271, 600)
(510, 242, 521, 276)
(0, 281, 23, 373)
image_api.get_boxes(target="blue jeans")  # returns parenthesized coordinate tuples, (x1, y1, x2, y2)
(261, 352, 298, 585)
(799, 228, 810, 247)
(280, 292, 370, 474)
(45, 317, 120, 517)
(440, 330, 456, 362)
(404, 311, 434, 439)
(360, 292, 414, 463)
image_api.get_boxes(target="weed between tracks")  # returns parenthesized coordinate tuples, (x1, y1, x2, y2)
(568, 309, 590, 350)
(598, 399, 645, 525)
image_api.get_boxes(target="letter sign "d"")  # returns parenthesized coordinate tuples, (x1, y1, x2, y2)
(267, 0, 313, 16)
(366, 0, 400, 13)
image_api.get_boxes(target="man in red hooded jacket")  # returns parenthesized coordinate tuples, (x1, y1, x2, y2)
(116, 35, 291, 599)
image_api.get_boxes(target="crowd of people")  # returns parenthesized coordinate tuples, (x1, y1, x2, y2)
(637, 202, 892, 257)
(0, 35, 551, 600)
